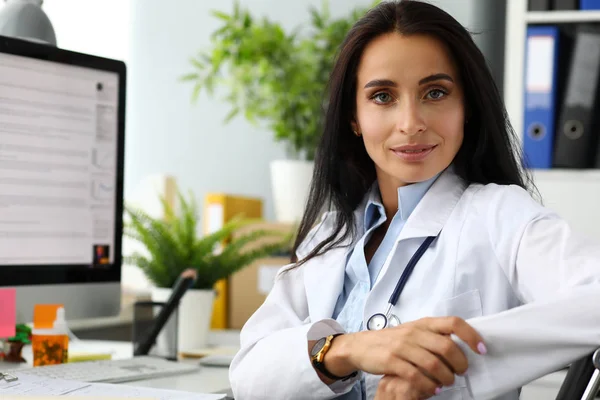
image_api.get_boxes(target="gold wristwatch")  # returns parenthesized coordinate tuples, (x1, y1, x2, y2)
(310, 334, 358, 381)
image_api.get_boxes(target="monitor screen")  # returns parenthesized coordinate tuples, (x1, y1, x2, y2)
(0, 35, 125, 292)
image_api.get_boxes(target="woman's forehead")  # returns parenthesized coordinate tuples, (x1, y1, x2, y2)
(356, 33, 458, 85)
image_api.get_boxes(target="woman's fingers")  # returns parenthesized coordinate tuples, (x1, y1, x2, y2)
(418, 316, 487, 356)
(384, 357, 440, 396)
(412, 329, 470, 376)
(375, 375, 436, 400)
(390, 341, 456, 387)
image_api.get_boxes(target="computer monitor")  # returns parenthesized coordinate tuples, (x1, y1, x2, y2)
(0, 35, 126, 323)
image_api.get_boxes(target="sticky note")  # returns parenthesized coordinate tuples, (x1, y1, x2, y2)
(0, 288, 16, 338)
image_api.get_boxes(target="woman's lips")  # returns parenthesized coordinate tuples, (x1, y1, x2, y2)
(390, 144, 438, 162)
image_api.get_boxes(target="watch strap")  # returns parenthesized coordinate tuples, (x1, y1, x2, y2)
(312, 334, 358, 381)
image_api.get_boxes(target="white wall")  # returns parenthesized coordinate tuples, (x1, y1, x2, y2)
(42, 0, 131, 62)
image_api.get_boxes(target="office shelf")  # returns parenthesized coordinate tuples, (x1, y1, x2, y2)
(526, 10, 600, 23)
(504, 2, 600, 157)
(504, 1, 600, 241)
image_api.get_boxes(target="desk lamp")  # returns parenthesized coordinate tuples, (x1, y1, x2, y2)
(0, 0, 55, 45)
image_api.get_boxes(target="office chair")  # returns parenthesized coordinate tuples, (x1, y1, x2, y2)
(555, 348, 600, 400)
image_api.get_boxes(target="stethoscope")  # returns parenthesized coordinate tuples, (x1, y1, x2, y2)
(366, 235, 437, 331)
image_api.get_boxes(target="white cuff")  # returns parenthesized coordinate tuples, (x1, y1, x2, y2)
(308, 319, 363, 394)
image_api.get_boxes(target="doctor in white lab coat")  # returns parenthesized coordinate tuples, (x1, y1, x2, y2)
(229, 1, 600, 399)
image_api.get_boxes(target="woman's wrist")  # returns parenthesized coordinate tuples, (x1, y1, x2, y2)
(323, 333, 358, 378)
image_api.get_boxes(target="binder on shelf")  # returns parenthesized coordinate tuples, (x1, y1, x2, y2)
(529, 0, 552, 10)
(522, 26, 562, 169)
(204, 193, 263, 329)
(580, 0, 600, 9)
(553, 25, 600, 169)
(553, 0, 579, 9)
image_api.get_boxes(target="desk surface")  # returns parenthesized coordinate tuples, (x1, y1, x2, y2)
(0, 330, 237, 397)
(1, 330, 569, 399)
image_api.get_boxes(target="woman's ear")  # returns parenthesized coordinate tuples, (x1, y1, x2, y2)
(351, 121, 361, 136)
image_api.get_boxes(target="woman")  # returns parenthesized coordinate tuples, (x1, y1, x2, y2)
(229, 1, 600, 399)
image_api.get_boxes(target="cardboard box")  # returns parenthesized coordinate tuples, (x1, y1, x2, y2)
(228, 221, 294, 329)
(228, 256, 291, 329)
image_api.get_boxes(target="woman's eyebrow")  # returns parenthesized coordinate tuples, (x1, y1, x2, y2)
(363, 73, 454, 89)
(419, 73, 454, 85)
(364, 79, 396, 89)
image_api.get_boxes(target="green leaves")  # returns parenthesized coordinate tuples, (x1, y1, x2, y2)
(181, 0, 379, 161)
(123, 191, 291, 290)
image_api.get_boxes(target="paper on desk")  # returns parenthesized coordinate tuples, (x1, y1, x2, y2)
(0, 371, 87, 395)
(0, 397, 156, 400)
(0, 372, 226, 400)
(64, 382, 226, 400)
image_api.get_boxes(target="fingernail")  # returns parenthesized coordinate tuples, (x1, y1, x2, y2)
(435, 387, 442, 395)
(458, 369, 467, 376)
(477, 342, 487, 355)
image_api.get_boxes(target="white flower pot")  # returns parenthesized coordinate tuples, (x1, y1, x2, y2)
(151, 287, 214, 354)
(177, 288, 215, 352)
(270, 159, 314, 224)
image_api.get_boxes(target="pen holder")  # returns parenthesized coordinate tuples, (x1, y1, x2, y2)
(133, 301, 178, 361)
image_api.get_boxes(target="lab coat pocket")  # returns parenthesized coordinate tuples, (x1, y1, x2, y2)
(431, 289, 483, 320)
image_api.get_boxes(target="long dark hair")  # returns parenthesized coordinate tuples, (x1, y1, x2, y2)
(291, 0, 535, 265)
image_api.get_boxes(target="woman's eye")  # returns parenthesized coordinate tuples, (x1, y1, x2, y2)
(426, 89, 447, 100)
(373, 92, 392, 103)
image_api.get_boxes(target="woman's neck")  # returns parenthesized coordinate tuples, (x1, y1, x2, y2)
(376, 177, 409, 220)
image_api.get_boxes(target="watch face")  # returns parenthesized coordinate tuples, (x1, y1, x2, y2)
(310, 337, 327, 358)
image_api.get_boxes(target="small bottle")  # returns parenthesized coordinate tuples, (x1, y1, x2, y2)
(31, 307, 69, 366)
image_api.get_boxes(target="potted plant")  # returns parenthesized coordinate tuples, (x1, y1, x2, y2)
(181, 0, 377, 223)
(1, 324, 31, 363)
(124, 189, 291, 352)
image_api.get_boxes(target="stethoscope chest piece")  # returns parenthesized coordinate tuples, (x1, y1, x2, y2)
(366, 313, 387, 330)
(388, 314, 400, 327)
(366, 312, 401, 330)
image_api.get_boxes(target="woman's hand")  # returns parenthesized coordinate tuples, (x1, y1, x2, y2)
(324, 316, 486, 396)
(374, 375, 435, 400)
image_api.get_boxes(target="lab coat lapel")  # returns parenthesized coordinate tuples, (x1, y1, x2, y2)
(398, 167, 467, 241)
(363, 168, 468, 325)
(303, 245, 350, 321)
(301, 208, 365, 322)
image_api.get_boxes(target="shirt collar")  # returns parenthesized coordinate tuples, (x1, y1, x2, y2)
(364, 172, 441, 229)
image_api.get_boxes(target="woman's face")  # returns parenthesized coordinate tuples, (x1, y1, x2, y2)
(353, 33, 465, 189)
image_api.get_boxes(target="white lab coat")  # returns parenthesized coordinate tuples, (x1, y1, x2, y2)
(229, 168, 600, 400)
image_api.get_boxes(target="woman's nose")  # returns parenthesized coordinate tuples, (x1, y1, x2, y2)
(396, 100, 426, 136)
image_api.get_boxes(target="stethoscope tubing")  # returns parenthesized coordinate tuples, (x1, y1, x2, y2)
(386, 235, 437, 306)
(367, 235, 437, 330)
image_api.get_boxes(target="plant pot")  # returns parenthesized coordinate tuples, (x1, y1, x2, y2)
(177, 288, 215, 352)
(151, 287, 215, 354)
(270, 159, 314, 223)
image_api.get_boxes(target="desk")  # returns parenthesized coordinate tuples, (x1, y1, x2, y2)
(1, 329, 570, 398)
(0, 330, 237, 397)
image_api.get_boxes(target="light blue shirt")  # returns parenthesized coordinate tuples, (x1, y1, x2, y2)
(332, 174, 439, 399)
